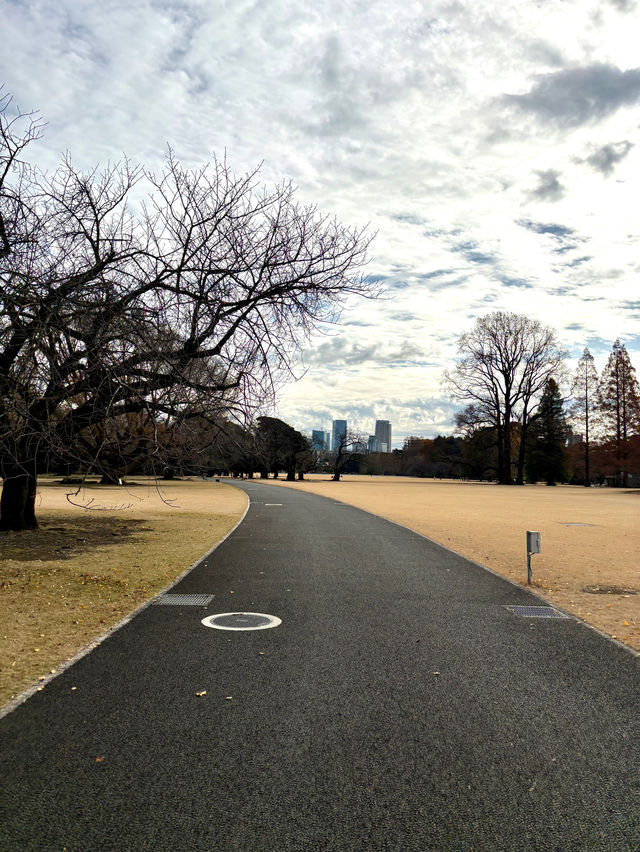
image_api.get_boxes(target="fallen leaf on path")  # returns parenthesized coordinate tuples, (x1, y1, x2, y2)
(95, 756, 105, 763)
(195, 690, 207, 697)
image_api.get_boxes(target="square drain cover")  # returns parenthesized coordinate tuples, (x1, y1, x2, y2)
(505, 605, 570, 619)
(155, 594, 214, 606)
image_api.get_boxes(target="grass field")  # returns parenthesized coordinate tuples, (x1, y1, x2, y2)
(1, 473, 637, 710)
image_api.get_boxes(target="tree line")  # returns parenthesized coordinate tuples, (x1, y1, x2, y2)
(444, 314, 639, 487)
(358, 324, 639, 487)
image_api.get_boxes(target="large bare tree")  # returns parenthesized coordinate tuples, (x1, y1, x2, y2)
(445, 312, 566, 484)
(0, 94, 376, 529)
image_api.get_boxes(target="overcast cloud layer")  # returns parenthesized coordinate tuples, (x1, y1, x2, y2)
(2, 0, 639, 446)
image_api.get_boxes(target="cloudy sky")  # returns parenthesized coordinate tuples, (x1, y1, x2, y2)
(2, 0, 639, 447)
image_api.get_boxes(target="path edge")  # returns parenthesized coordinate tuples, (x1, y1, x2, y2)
(0, 492, 251, 719)
(255, 479, 640, 660)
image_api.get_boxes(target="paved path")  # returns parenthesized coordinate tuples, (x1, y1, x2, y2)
(1, 481, 638, 851)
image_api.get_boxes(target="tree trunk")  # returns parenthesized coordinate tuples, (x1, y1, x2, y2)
(100, 471, 122, 485)
(499, 418, 513, 484)
(516, 418, 528, 485)
(332, 471, 341, 481)
(584, 407, 590, 486)
(0, 467, 39, 530)
(495, 422, 504, 484)
(286, 469, 296, 481)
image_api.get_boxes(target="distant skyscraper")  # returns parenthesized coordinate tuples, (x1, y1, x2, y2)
(311, 429, 326, 450)
(332, 419, 347, 451)
(375, 420, 392, 453)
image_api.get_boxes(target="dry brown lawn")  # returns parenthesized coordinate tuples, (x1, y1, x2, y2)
(261, 475, 640, 653)
(0, 477, 247, 708)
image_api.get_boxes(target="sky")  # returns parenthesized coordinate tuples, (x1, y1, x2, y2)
(2, 0, 640, 448)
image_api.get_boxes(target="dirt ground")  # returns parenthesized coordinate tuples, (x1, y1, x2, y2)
(0, 477, 247, 708)
(261, 475, 640, 653)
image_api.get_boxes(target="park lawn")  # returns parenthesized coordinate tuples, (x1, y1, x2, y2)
(260, 475, 640, 654)
(0, 478, 247, 710)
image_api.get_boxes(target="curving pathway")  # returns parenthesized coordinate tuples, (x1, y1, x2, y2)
(1, 481, 638, 850)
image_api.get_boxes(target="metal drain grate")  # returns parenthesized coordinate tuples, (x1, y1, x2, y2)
(155, 594, 214, 606)
(505, 605, 570, 619)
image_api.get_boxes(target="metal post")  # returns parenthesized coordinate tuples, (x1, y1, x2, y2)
(526, 531, 540, 586)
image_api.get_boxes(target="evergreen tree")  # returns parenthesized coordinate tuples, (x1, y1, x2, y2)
(526, 378, 568, 485)
(570, 347, 601, 485)
(600, 340, 640, 485)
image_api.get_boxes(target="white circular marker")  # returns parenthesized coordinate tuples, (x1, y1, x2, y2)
(201, 612, 282, 631)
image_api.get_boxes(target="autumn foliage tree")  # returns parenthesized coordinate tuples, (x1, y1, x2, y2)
(599, 340, 640, 485)
(0, 93, 376, 530)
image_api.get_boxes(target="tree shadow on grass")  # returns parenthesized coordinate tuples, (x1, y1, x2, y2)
(0, 516, 153, 563)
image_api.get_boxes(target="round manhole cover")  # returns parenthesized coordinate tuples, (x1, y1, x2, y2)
(201, 612, 282, 631)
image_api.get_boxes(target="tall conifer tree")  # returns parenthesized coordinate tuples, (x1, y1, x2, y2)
(526, 378, 568, 485)
(600, 340, 640, 485)
(570, 347, 600, 485)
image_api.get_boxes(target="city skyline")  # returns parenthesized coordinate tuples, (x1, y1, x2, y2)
(2, 1, 639, 447)
(310, 418, 395, 452)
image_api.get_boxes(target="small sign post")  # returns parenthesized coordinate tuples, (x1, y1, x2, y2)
(526, 531, 541, 585)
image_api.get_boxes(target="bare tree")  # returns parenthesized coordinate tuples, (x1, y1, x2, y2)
(0, 94, 377, 529)
(444, 312, 566, 484)
(569, 347, 601, 486)
(331, 429, 366, 481)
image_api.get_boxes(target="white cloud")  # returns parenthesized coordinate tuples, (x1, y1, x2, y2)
(2, 0, 639, 442)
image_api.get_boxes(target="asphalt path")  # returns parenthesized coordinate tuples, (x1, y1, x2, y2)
(1, 480, 638, 851)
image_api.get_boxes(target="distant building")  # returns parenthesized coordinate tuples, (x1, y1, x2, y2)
(374, 420, 392, 453)
(367, 435, 377, 453)
(332, 419, 347, 450)
(325, 431, 331, 451)
(311, 429, 327, 450)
